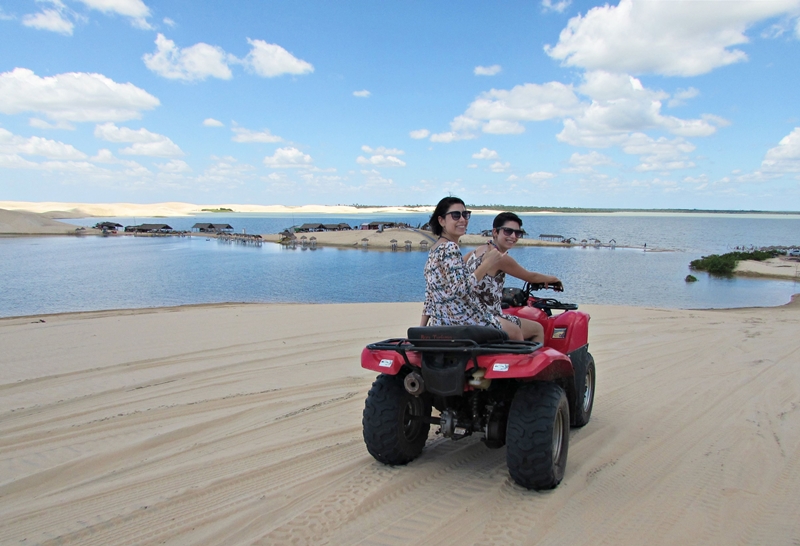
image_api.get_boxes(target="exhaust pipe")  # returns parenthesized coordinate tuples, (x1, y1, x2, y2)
(404, 372, 425, 396)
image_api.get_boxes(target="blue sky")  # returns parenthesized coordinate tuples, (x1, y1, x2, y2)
(1, 0, 800, 210)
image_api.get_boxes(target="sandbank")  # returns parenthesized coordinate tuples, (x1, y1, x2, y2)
(735, 257, 800, 281)
(280, 228, 568, 250)
(1, 299, 799, 544)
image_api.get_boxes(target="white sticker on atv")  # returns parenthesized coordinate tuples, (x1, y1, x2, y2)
(379, 359, 394, 367)
(492, 363, 509, 372)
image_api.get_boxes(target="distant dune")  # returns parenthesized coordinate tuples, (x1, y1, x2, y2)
(0, 209, 84, 235)
(0, 200, 442, 218)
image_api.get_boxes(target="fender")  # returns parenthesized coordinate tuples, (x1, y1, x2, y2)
(480, 347, 573, 381)
(361, 347, 421, 374)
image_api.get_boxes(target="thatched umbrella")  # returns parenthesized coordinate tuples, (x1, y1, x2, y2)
(404, 239, 412, 250)
(390, 238, 398, 251)
(309, 236, 317, 248)
(361, 237, 369, 247)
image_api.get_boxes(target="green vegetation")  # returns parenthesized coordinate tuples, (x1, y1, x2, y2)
(201, 208, 234, 213)
(685, 275, 698, 282)
(689, 250, 779, 276)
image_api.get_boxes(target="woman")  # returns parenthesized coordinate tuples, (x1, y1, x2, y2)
(464, 212, 562, 343)
(420, 197, 525, 340)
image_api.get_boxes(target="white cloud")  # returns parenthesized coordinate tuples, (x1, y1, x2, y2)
(0, 128, 87, 159)
(243, 38, 313, 78)
(472, 148, 498, 160)
(556, 71, 723, 147)
(29, 118, 75, 130)
(203, 118, 223, 127)
(75, 0, 152, 29)
(466, 82, 582, 124)
(409, 129, 430, 139)
(622, 133, 696, 171)
(569, 151, 613, 166)
(353, 89, 371, 98)
(474, 65, 501, 76)
(22, 8, 74, 35)
(668, 87, 700, 108)
(362, 145, 404, 155)
(542, 0, 571, 13)
(489, 161, 511, 172)
(482, 120, 525, 134)
(544, 0, 800, 77)
(467, 163, 478, 169)
(761, 127, 800, 172)
(157, 159, 191, 173)
(525, 171, 557, 181)
(196, 157, 257, 188)
(356, 155, 406, 167)
(231, 126, 283, 143)
(163, 17, 175, 27)
(0, 68, 159, 122)
(143, 34, 233, 81)
(263, 146, 312, 168)
(94, 122, 184, 157)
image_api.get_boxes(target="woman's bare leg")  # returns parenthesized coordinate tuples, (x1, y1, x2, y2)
(499, 317, 524, 341)
(520, 318, 544, 343)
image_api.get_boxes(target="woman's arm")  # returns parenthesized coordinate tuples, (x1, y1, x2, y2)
(498, 253, 562, 289)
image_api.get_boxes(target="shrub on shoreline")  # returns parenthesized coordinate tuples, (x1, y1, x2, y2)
(690, 250, 779, 276)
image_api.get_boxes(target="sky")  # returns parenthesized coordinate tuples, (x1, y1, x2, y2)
(1, 0, 800, 210)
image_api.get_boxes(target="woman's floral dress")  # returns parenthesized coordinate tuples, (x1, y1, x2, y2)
(464, 248, 522, 327)
(422, 240, 503, 329)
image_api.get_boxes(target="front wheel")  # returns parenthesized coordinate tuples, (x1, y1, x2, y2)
(571, 353, 595, 427)
(506, 382, 569, 490)
(362, 374, 431, 465)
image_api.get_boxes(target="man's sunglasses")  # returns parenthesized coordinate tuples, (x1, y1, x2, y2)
(498, 227, 524, 238)
(444, 210, 471, 220)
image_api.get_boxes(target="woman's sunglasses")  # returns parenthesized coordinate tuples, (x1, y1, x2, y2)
(444, 210, 471, 220)
(498, 227, 524, 238)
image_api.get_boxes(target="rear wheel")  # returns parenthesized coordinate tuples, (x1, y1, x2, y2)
(362, 374, 431, 465)
(506, 382, 569, 490)
(571, 353, 595, 427)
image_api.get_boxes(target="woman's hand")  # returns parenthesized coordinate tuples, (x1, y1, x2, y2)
(547, 278, 564, 292)
(482, 246, 506, 268)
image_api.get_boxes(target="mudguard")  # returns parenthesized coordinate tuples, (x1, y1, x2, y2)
(361, 346, 420, 375)
(480, 347, 573, 381)
(505, 307, 590, 355)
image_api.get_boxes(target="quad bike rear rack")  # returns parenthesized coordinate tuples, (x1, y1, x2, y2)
(366, 338, 542, 367)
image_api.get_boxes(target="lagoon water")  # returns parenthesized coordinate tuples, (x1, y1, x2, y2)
(2, 212, 799, 317)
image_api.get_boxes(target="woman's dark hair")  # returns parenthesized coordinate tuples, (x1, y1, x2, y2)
(493, 211, 523, 230)
(429, 196, 466, 236)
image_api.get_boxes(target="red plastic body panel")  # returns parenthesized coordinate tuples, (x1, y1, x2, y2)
(361, 346, 573, 381)
(361, 347, 420, 375)
(505, 305, 590, 355)
(480, 347, 573, 381)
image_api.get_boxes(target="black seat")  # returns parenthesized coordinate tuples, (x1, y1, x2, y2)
(407, 325, 508, 345)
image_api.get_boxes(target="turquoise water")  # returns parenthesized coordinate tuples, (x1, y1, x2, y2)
(2, 213, 799, 317)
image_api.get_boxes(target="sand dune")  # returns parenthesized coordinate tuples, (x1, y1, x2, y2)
(0, 208, 84, 235)
(0, 200, 441, 218)
(1, 300, 799, 544)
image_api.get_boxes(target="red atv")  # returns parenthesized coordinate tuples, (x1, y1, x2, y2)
(361, 283, 595, 490)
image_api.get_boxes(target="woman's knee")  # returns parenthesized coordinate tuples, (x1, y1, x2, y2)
(500, 319, 524, 341)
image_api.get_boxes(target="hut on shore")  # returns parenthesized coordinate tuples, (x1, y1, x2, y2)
(539, 233, 563, 242)
(125, 223, 173, 233)
(192, 223, 233, 233)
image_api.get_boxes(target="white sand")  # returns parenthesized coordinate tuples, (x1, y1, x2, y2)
(0, 208, 86, 235)
(736, 257, 800, 280)
(1, 300, 799, 544)
(0, 200, 443, 218)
